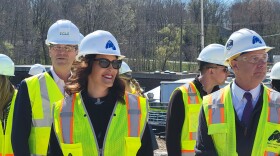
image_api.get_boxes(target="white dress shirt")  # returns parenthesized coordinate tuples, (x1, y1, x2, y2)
(50, 67, 66, 95)
(231, 80, 261, 121)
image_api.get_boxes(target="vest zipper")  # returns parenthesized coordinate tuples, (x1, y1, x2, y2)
(99, 149, 102, 156)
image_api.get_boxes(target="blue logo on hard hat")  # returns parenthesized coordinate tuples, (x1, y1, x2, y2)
(226, 40, 233, 50)
(252, 36, 262, 44)
(105, 40, 116, 50)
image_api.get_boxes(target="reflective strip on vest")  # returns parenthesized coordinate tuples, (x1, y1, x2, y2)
(205, 86, 280, 155)
(268, 91, 280, 124)
(60, 94, 76, 144)
(207, 90, 225, 124)
(185, 82, 200, 141)
(182, 153, 195, 156)
(179, 82, 201, 154)
(59, 93, 143, 144)
(264, 151, 278, 156)
(125, 93, 141, 137)
(182, 83, 200, 104)
(32, 74, 52, 127)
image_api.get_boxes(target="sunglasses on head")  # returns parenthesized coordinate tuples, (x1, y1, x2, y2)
(93, 58, 122, 69)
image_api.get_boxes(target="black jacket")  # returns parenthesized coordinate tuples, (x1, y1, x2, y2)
(166, 77, 219, 156)
(12, 71, 54, 155)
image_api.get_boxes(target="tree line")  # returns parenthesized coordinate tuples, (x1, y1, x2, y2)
(0, 0, 279, 72)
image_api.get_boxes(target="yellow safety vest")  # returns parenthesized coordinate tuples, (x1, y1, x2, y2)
(25, 72, 63, 155)
(0, 90, 17, 156)
(203, 84, 280, 155)
(175, 82, 202, 155)
(53, 92, 148, 156)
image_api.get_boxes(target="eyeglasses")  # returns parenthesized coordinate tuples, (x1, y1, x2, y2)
(237, 53, 268, 64)
(207, 66, 229, 73)
(50, 45, 77, 52)
(93, 58, 122, 69)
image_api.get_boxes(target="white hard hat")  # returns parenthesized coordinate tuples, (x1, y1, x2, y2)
(28, 64, 46, 76)
(119, 62, 132, 75)
(45, 19, 81, 45)
(77, 30, 125, 61)
(270, 62, 280, 80)
(79, 33, 84, 43)
(197, 44, 226, 66)
(225, 28, 273, 64)
(0, 54, 15, 76)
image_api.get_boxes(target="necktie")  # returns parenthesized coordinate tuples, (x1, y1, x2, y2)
(241, 92, 253, 126)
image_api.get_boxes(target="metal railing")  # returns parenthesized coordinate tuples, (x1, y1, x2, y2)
(148, 102, 168, 137)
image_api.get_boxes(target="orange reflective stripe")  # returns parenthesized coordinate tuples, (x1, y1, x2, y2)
(220, 107, 225, 123)
(267, 90, 271, 122)
(125, 93, 131, 136)
(70, 94, 76, 144)
(59, 99, 64, 142)
(182, 85, 192, 104)
(267, 90, 280, 123)
(137, 96, 141, 136)
(59, 94, 76, 143)
(267, 106, 271, 122)
(182, 149, 195, 153)
(189, 132, 192, 140)
(188, 132, 197, 140)
(207, 89, 225, 124)
(220, 91, 225, 123)
(189, 83, 199, 104)
(264, 151, 278, 156)
(208, 96, 213, 124)
(126, 93, 141, 136)
(5, 154, 14, 156)
(182, 83, 199, 104)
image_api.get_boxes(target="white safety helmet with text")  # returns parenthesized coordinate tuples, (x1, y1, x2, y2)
(77, 30, 125, 61)
(119, 61, 132, 75)
(0, 54, 15, 76)
(197, 44, 227, 66)
(28, 64, 46, 76)
(270, 62, 280, 80)
(224, 28, 273, 65)
(45, 19, 81, 45)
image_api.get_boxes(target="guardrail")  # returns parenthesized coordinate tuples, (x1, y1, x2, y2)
(148, 102, 168, 138)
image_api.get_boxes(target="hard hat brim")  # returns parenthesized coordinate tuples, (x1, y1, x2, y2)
(46, 40, 79, 46)
(76, 52, 125, 61)
(0, 73, 15, 76)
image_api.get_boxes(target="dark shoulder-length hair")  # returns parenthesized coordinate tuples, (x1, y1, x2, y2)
(65, 54, 125, 103)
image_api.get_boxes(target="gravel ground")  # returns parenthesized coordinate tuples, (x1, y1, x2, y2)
(154, 136, 167, 156)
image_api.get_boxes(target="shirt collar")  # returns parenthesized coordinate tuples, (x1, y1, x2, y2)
(50, 67, 62, 84)
(232, 80, 261, 102)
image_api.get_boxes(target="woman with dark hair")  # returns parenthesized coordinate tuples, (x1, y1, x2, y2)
(0, 54, 17, 155)
(51, 30, 153, 156)
(270, 62, 280, 91)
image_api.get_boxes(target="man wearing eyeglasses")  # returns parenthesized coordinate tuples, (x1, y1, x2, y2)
(166, 44, 229, 155)
(195, 28, 278, 155)
(12, 19, 83, 155)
